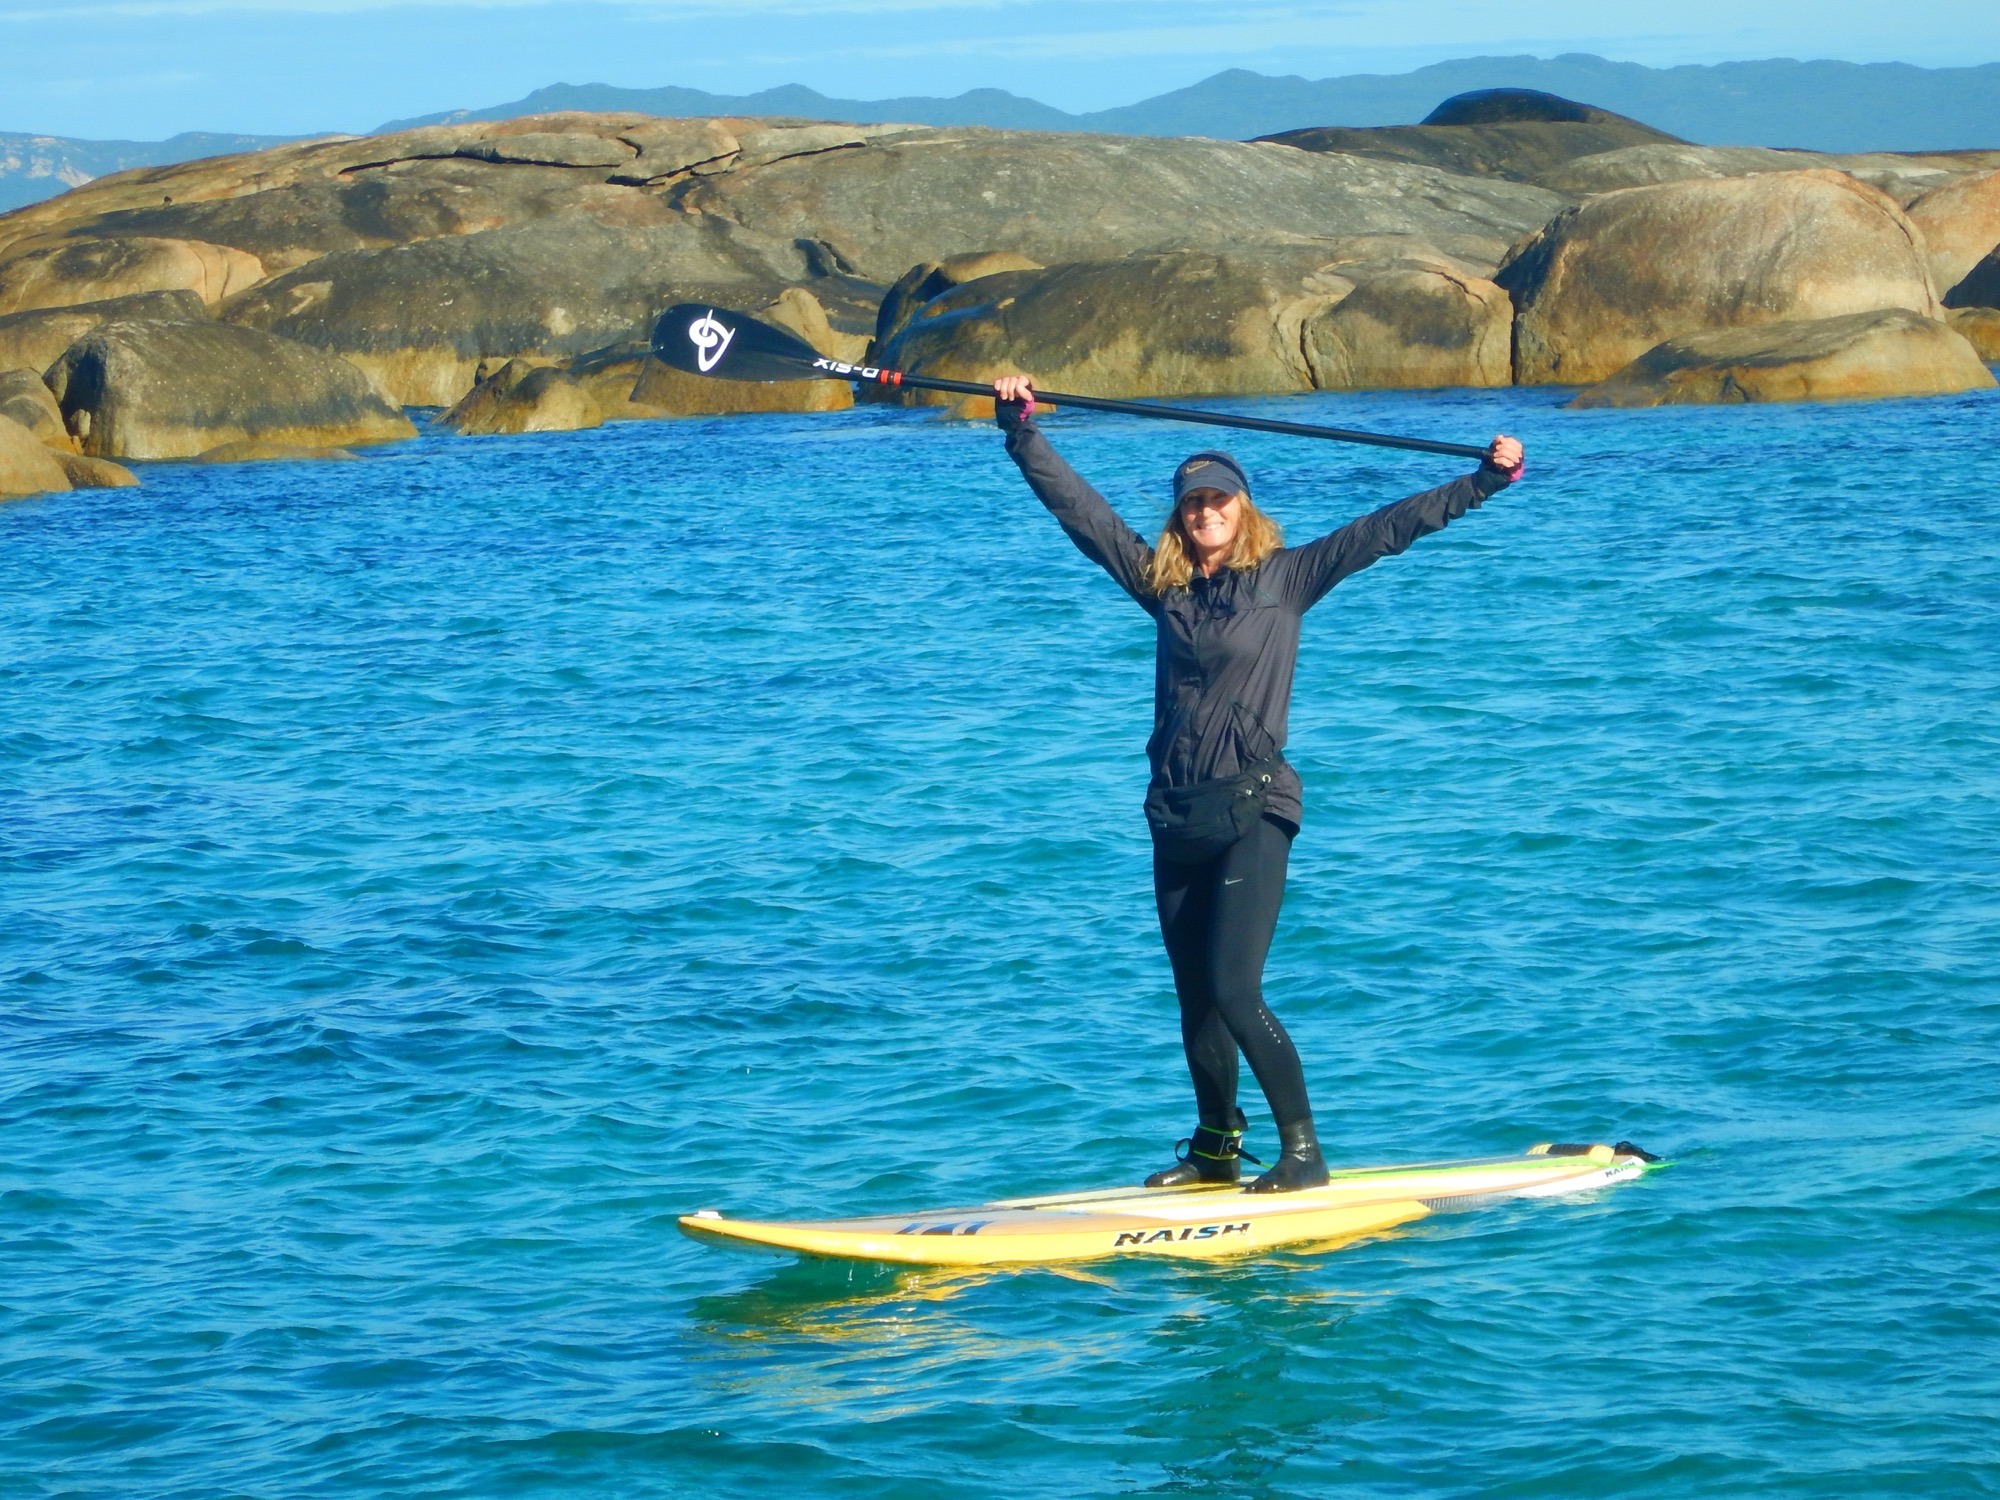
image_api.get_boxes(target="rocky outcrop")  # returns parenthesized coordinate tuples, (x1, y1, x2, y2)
(45, 319, 417, 460)
(29, 156, 672, 279)
(52, 451, 138, 487)
(879, 249, 1349, 400)
(1537, 144, 1818, 196)
(439, 358, 604, 435)
(1571, 309, 1996, 407)
(451, 302, 866, 425)
(0, 288, 207, 376)
(0, 113, 894, 300)
(676, 129, 1564, 284)
(456, 132, 636, 169)
(880, 243, 1526, 401)
(1499, 171, 1940, 385)
(761, 285, 871, 363)
(1302, 261, 1513, 389)
(875, 251, 1045, 350)
(1261, 91, 1679, 187)
(614, 119, 904, 185)
(0, 364, 135, 487)
(0, 366, 131, 487)
(1532, 144, 1979, 204)
(735, 123, 886, 169)
(1260, 120, 1672, 187)
(1, 105, 1989, 435)
(0, 236, 263, 315)
(0, 368, 69, 448)
(0, 114, 672, 257)
(0, 114, 1558, 408)
(3, 117, 1559, 289)
(627, 358, 852, 416)
(557, 342, 667, 420)
(1947, 246, 2000, 309)
(1946, 307, 2000, 360)
(611, 118, 746, 184)
(219, 216, 846, 405)
(0, 412, 69, 498)
(1422, 88, 1657, 128)
(193, 441, 357, 463)
(1906, 171, 2000, 301)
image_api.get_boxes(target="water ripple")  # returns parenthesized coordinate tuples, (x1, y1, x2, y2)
(4, 385, 1998, 1497)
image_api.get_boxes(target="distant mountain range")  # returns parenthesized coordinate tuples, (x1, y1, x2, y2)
(7, 53, 1999, 215)
(384, 55, 2000, 154)
(0, 130, 300, 213)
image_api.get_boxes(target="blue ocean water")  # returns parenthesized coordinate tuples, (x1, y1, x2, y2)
(4, 382, 1998, 1498)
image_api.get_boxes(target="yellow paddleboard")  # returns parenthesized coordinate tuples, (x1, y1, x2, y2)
(679, 1143, 1658, 1267)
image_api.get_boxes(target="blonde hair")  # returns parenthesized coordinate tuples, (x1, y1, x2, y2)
(1147, 491, 1284, 595)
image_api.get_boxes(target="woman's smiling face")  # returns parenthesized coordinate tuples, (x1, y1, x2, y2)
(1178, 487, 1245, 568)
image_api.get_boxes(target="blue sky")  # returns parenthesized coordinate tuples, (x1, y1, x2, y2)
(4, 0, 1996, 141)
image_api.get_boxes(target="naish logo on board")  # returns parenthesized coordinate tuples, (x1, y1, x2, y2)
(1115, 1221, 1251, 1247)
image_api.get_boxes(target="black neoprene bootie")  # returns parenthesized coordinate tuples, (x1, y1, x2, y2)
(1145, 1108, 1256, 1187)
(1246, 1117, 1330, 1193)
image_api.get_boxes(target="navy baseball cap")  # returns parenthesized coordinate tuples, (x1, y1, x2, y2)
(1173, 450, 1250, 501)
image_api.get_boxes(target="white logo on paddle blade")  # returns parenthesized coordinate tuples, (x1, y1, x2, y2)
(688, 310, 734, 373)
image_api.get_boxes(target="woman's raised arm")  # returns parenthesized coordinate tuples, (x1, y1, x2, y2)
(1268, 435, 1524, 612)
(995, 376, 1159, 613)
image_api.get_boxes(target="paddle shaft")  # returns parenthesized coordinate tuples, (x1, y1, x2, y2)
(654, 304, 1492, 460)
(879, 371, 1491, 461)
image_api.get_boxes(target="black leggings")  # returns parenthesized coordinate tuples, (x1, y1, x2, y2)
(1152, 814, 1313, 1132)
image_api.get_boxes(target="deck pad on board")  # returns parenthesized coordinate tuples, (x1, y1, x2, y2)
(679, 1145, 1657, 1266)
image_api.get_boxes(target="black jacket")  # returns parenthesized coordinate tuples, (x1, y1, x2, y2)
(1003, 412, 1512, 826)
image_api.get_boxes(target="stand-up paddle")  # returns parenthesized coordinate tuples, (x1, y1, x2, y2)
(651, 304, 1492, 460)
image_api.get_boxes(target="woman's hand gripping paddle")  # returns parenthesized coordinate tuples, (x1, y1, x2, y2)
(652, 304, 1496, 461)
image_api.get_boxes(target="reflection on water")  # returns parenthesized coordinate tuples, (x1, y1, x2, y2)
(686, 1258, 1091, 1419)
(681, 1239, 1395, 1431)
(689, 1255, 984, 1333)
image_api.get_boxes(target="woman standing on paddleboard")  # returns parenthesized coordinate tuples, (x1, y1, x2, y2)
(993, 374, 1523, 1193)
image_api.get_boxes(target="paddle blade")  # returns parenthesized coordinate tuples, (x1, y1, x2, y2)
(650, 304, 830, 382)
